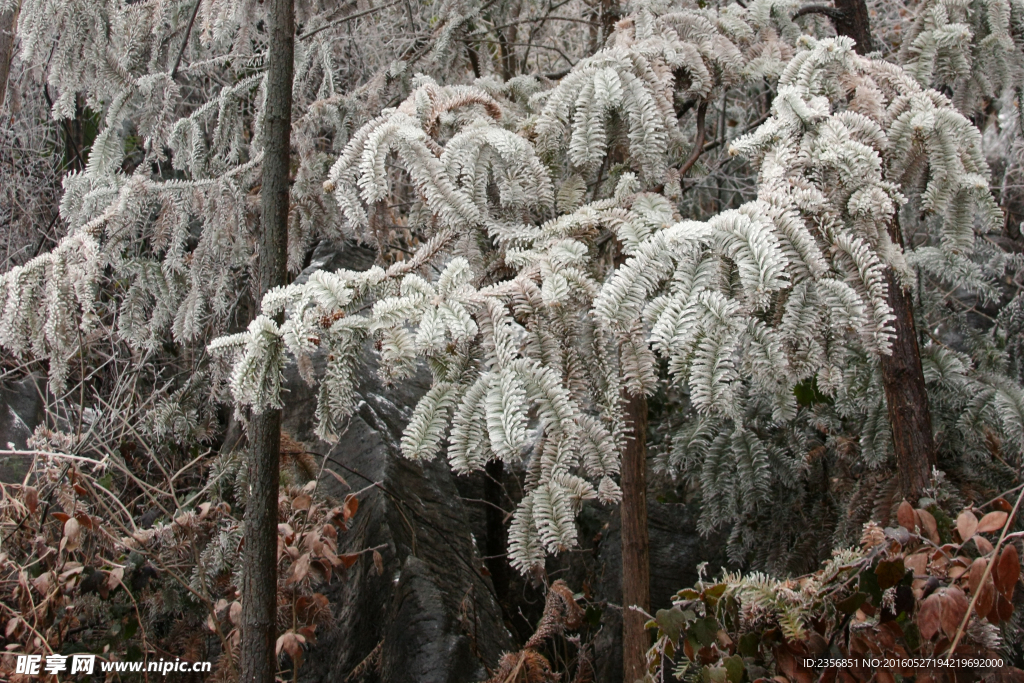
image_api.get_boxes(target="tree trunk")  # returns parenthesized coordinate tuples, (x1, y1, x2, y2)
(881, 219, 936, 503)
(0, 3, 18, 110)
(827, 0, 936, 503)
(483, 459, 510, 618)
(621, 393, 650, 683)
(832, 0, 874, 53)
(240, 0, 293, 679)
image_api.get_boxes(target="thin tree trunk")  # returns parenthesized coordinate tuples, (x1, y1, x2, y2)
(240, 0, 293, 678)
(0, 3, 18, 110)
(621, 393, 650, 683)
(826, 0, 936, 502)
(881, 219, 936, 503)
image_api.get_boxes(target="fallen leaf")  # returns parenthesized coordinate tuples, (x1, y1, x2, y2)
(916, 508, 940, 543)
(897, 501, 916, 532)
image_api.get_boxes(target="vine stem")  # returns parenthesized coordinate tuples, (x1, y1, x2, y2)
(944, 487, 1024, 658)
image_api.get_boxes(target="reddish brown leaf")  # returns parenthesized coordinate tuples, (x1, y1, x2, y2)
(916, 508, 940, 543)
(324, 468, 349, 488)
(51, 511, 70, 523)
(977, 511, 1008, 534)
(107, 567, 124, 590)
(24, 486, 38, 514)
(974, 535, 995, 555)
(74, 513, 93, 529)
(276, 631, 304, 668)
(938, 586, 968, 638)
(338, 553, 358, 569)
(994, 544, 1020, 598)
(918, 593, 942, 639)
(292, 493, 312, 512)
(997, 593, 1014, 621)
(905, 552, 928, 576)
(373, 549, 384, 576)
(979, 579, 997, 619)
(343, 494, 359, 521)
(957, 511, 978, 542)
(969, 557, 989, 595)
(991, 498, 1013, 513)
(897, 501, 916, 532)
(287, 553, 312, 585)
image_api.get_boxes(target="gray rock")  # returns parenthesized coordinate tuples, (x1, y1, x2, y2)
(0, 373, 45, 483)
(284, 240, 511, 683)
(591, 500, 729, 682)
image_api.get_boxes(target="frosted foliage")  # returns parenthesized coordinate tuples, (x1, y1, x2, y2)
(3, 0, 1023, 575)
(211, 0, 1021, 573)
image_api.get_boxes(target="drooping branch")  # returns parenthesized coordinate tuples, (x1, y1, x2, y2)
(792, 4, 844, 22)
(169, 0, 202, 79)
(678, 100, 709, 177)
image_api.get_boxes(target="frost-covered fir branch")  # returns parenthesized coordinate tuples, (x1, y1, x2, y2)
(212, 4, 1024, 573)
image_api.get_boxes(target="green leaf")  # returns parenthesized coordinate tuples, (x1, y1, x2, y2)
(738, 631, 760, 658)
(692, 616, 719, 647)
(858, 567, 882, 603)
(656, 607, 687, 642)
(704, 666, 728, 683)
(836, 591, 868, 614)
(874, 558, 907, 590)
(724, 655, 745, 683)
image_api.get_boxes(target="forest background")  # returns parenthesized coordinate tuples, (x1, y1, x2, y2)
(0, 0, 1023, 680)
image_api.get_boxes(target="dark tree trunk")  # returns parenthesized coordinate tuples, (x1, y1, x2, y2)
(240, 0, 293, 679)
(483, 459, 510, 615)
(0, 4, 15, 110)
(881, 219, 936, 503)
(832, 0, 874, 53)
(621, 393, 650, 683)
(825, 0, 936, 502)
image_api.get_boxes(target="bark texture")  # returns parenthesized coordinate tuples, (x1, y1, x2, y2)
(826, 0, 936, 502)
(0, 4, 17, 110)
(881, 220, 937, 503)
(832, 0, 874, 53)
(240, 0, 293, 678)
(621, 393, 650, 683)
